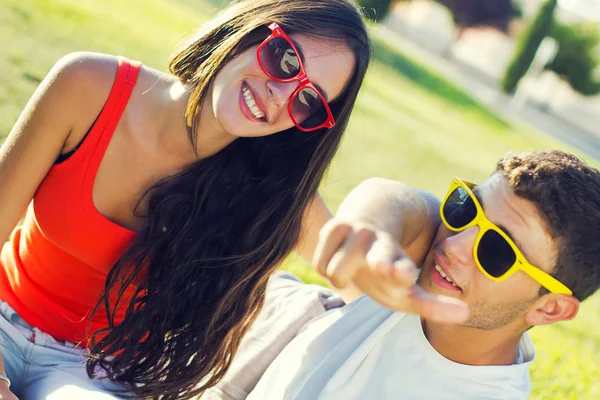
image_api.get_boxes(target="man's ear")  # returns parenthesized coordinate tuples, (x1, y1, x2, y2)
(524, 294, 579, 326)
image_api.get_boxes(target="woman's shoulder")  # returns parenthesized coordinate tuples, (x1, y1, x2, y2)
(46, 52, 123, 151)
(50, 52, 120, 101)
(52, 52, 120, 82)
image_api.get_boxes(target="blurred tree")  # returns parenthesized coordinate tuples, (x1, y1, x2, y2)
(547, 21, 600, 96)
(356, 0, 395, 22)
(358, 0, 522, 26)
(434, 0, 522, 33)
(501, 0, 558, 94)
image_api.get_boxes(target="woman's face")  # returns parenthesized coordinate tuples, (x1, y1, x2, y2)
(207, 32, 356, 138)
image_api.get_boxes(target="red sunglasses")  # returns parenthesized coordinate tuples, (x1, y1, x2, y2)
(256, 23, 336, 132)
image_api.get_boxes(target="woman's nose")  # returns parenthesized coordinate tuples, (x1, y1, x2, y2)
(266, 79, 300, 108)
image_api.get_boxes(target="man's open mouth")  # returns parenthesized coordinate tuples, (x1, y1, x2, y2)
(435, 264, 460, 289)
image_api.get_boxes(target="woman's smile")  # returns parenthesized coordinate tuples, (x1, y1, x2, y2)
(240, 81, 268, 122)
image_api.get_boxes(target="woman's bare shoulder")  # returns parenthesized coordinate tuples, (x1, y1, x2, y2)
(51, 52, 119, 89)
(52, 52, 119, 109)
(49, 52, 122, 149)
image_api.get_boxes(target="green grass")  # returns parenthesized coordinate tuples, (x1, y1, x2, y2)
(1, 0, 598, 398)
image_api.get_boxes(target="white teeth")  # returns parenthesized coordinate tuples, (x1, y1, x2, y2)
(242, 84, 265, 120)
(435, 264, 458, 287)
(434, 264, 447, 278)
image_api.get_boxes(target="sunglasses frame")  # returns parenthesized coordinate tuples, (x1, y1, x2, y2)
(440, 177, 572, 295)
(256, 22, 336, 132)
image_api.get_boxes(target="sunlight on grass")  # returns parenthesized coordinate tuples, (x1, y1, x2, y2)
(0, 0, 206, 136)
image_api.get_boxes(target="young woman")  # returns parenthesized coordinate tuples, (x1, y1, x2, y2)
(0, 0, 371, 398)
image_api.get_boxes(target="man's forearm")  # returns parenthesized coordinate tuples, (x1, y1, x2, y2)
(335, 178, 440, 252)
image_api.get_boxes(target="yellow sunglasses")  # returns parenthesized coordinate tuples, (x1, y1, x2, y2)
(440, 177, 572, 295)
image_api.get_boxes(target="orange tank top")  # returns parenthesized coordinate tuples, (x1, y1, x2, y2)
(0, 57, 141, 345)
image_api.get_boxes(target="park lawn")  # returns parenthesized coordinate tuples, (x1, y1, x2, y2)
(1, 0, 598, 398)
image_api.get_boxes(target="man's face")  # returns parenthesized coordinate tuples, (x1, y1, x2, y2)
(418, 174, 559, 329)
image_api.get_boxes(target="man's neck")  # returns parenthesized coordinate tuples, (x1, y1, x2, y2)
(421, 318, 526, 366)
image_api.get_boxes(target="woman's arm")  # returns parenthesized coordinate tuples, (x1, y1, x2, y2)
(0, 52, 113, 242)
(294, 192, 332, 265)
(0, 52, 115, 384)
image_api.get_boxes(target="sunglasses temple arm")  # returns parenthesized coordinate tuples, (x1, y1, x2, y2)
(519, 263, 573, 295)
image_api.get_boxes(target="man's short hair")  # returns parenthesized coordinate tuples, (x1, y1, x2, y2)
(496, 150, 600, 301)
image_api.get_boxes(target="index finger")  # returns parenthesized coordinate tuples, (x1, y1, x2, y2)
(313, 221, 352, 277)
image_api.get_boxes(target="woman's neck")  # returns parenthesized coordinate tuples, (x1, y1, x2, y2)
(159, 81, 237, 161)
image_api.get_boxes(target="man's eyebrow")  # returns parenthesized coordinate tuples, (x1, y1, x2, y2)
(473, 186, 523, 249)
(290, 38, 329, 101)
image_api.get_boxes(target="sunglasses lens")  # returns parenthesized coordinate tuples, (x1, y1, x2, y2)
(443, 187, 477, 229)
(291, 88, 329, 129)
(478, 230, 516, 278)
(259, 37, 300, 79)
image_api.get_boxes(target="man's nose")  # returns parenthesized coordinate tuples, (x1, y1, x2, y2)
(266, 79, 300, 108)
(442, 226, 480, 266)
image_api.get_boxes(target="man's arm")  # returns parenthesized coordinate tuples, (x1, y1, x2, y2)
(336, 178, 440, 266)
(313, 178, 469, 323)
(293, 182, 440, 266)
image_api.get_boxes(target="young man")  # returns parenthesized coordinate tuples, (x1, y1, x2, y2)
(204, 150, 600, 399)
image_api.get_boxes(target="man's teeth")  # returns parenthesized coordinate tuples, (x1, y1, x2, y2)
(242, 84, 265, 120)
(435, 264, 458, 287)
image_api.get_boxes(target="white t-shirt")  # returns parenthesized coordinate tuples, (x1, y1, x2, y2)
(248, 295, 536, 400)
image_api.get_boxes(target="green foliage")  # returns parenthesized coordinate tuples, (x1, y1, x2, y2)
(502, 0, 558, 93)
(355, 0, 395, 22)
(511, 0, 523, 19)
(547, 21, 600, 96)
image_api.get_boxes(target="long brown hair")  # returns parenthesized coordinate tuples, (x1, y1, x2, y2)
(86, 0, 371, 398)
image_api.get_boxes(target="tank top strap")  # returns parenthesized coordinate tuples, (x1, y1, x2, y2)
(74, 56, 141, 237)
(85, 56, 141, 177)
(48, 56, 142, 175)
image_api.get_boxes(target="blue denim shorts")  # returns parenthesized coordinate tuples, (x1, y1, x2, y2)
(0, 300, 127, 399)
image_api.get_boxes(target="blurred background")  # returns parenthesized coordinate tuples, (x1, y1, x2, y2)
(0, 0, 598, 398)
